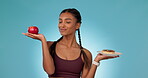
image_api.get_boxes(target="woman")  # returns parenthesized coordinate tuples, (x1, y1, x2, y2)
(22, 8, 119, 78)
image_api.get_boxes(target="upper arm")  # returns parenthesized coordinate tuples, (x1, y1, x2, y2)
(47, 41, 54, 49)
(81, 48, 92, 78)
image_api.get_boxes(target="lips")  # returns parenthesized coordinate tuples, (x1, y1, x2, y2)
(59, 28, 67, 32)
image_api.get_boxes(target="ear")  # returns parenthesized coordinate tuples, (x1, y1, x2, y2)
(76, 23, 80, 30)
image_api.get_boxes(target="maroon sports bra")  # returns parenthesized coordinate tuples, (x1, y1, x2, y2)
(48, 45, 84, 78)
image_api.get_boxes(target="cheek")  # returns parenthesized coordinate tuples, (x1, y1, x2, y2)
(69, 23, 77, 29)
(68, 24, 77, 31)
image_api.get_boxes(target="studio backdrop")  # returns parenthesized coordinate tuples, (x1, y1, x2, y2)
(0, 0, 148, 78)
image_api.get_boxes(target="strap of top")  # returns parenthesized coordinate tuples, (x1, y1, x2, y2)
(50, 41, 57, 57)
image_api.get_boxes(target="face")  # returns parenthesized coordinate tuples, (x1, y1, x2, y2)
(58, 12, 80, 36)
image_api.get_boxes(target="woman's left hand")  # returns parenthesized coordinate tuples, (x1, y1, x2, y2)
(94, 53, 119, 62)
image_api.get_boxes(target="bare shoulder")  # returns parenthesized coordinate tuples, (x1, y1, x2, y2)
(47, 41, 54, 48)
(82, 48, 92, 58)
(81, 48, 92, 70)
(81, 48, 92, 63)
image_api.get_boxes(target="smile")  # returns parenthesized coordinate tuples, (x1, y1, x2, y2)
(60, 29, 67, 32)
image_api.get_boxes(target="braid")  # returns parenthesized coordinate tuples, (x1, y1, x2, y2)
(78, 29, 83, 49)
(50, 36, 63, 57)
(57, 36, 63, 42)
(77, 29, 90, 68)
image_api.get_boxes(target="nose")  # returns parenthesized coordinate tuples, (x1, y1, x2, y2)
(58, 22, 65, 28)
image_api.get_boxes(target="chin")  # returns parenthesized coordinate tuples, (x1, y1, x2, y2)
(60, 33, 67, 36)
(59, 31, 73, 36)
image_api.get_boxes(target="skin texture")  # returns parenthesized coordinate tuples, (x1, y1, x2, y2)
(22, 12, 119, 78)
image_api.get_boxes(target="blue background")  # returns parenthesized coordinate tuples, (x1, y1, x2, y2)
(0, 0, 148, 78)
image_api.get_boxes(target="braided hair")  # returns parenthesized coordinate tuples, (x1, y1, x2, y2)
(77, 28, 90, 68)
(50, 8, 90, 68)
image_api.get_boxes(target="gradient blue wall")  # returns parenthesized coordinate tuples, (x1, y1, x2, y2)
(1, 0, 148, 78)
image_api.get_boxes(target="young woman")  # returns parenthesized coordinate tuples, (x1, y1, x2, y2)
(22, 8, 119, 78)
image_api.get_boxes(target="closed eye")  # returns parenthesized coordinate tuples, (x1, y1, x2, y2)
(59, 21, 62, 23)
(66, 22, 71, 24)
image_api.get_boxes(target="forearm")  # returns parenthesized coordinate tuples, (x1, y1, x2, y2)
(85, 58, 100, 78)
(85, 64, 98, 78)
(41, 37, 55, 75)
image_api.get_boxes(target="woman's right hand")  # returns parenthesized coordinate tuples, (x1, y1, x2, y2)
(22, 33, 45, 41)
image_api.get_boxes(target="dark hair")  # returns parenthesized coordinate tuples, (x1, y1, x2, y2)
(50, 8, 90, 68)
(60, 8, 82, 24)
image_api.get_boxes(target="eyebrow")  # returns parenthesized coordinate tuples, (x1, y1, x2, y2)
(59, 18, 72, 20)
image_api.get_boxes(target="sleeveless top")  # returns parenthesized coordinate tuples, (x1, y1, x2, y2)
(48, 42, 84, 78)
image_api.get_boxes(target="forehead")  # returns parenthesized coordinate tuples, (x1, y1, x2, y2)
(59, 12, 76, 20)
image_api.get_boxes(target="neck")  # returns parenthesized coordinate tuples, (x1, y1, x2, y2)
(60, 34, 78, 48)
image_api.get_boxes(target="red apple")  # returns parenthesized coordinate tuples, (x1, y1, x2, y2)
(28, 26, 39, 34)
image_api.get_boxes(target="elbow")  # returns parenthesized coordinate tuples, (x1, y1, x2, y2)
(46, 71, 55, 75)
(43, 64, 55, 75)
(85, 77, 94, 78)
(44, 68, 55, 75)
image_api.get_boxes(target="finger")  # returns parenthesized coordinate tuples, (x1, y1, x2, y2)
(27, 33, 34, 36)
(98, 53, 103, 55)
(22, 33, 28, 36)
(22, 33, 30, 37)
(28, 33, 40, 40)
(109, 55, 119, 59)
(27, 33, 34, 35)
(28, 33, 39, 37)
(112, 55, 119, 58)
(115, 55, 120, 58)
(22, 33, 25, 35)
(103, 55, 116, 59)
(22, 33, 35, 38)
